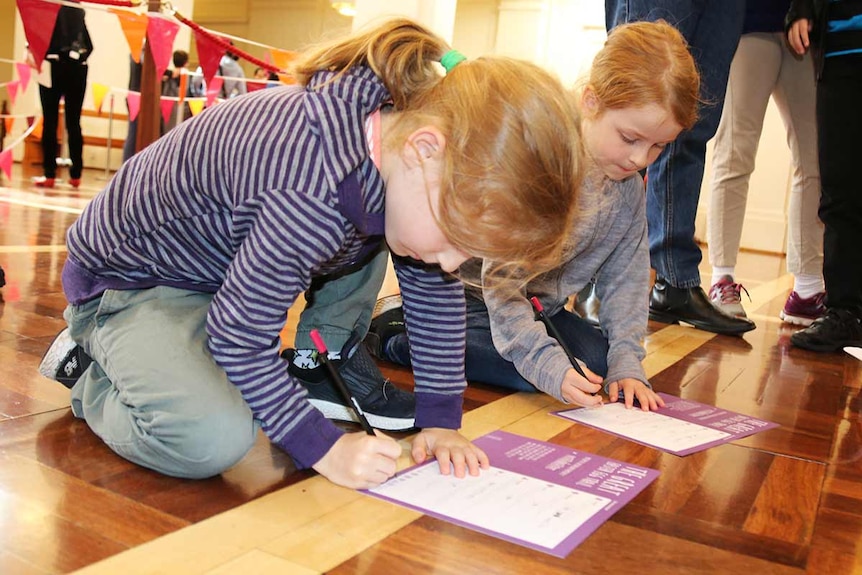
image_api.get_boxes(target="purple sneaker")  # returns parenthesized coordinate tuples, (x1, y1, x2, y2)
(780, 291, 826, 326)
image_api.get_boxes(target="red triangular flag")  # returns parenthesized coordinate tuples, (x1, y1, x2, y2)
(111, 8, 148, 64)
(160, 97, 174, 125)
(0, 149, 13, 182)
(16, 0, 61, 70)
(126, 92, 141, 122)
(146, 16, 180, 79)
(6, 81, 20, 107)
(194, 30, 226, 91)
(205, 77, 223, 107)
(15, 62, 32, 91)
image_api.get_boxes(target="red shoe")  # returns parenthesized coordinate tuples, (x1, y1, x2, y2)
(33, 177, 55, 188)
(68, 178, 81, 189)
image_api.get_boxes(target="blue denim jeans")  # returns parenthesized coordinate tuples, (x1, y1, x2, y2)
(606, 0, 745, 288)
(384, 295, 609, 393)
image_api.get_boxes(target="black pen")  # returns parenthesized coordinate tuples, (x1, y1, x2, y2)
(309, 329, 375, 435)
(529, 296, 590, 380)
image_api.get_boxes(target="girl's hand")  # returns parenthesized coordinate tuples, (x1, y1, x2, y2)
(411, 428, 490, 478)
(607, 378, 665, 412)
(312, 430, 401, 489)
(787, 18, 812, 55)
(560, 364, 603, 407)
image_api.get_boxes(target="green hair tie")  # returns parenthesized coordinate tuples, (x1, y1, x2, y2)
(440, 50, 467, 73)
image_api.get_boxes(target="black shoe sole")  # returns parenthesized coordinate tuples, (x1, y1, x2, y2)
(790, 336, 862, 353)
(649, 309, 756, 336)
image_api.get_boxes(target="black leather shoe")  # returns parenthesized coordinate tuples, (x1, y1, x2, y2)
(649, 278, 756, 335)
(573, 281, 601, 328)
(790, 308, 862, 352)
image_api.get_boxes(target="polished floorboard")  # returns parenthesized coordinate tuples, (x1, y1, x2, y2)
(1, 165, 860, 574)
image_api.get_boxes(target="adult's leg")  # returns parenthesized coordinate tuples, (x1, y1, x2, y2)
(39, 68, 62, 179)
(66, 286, 257, 479)
(772, 35, 822, 279)
(707, 33, 780, 270)
(61, 61, 89, 180)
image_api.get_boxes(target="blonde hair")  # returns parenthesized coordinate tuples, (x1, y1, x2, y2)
(293, 18, 583, 286)
(588, 20, 700, 130)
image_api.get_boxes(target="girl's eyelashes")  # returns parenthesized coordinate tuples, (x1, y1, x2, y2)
(620, 133, 636, 144)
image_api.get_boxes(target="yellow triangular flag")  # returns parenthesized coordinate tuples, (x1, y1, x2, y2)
(188, 99, 205, 116)
(92, 83, 109, 113)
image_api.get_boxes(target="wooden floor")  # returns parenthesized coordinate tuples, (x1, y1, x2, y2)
(1, 164, 860, 575)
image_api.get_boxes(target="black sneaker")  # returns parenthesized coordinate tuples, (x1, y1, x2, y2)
(365, 295, 406, 360)
(38, 328, 93, 389)
(284, 330, 415, 431)
(790, 308, 862, 352)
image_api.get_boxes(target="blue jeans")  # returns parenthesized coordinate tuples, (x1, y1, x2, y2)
(606, 0, 745, 288)
(384, 295, 609, 393)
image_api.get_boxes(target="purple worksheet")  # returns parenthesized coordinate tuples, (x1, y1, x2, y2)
(554, 392, 778, 456)
(366, 430, 659, 558)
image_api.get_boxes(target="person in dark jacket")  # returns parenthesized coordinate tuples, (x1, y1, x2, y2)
(33, 2, 92, 190)
(786, 0, 862, 352)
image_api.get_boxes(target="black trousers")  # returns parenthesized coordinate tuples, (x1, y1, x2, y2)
(816, 55, 862, 315)
(39, 59, 88, 179)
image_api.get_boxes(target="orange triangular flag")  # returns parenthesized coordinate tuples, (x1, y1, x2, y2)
(0, 149, 12, 181)
(269, 49, 296, 72)
(4, 117, 14, 134)
(31, 116, 43, 140)
(160, 98, 174, 125)
(16, 0, 61, 70)
(188, 99, 204, 116)
(110, 8, 149, 64)
(276, 73, 295, 85)
(92, 83, 110, 113)
(15, 62, 32, 91)
(178, 73, 188, 106)
(147, 16, 180, 79)
(126, 92, 141, 122)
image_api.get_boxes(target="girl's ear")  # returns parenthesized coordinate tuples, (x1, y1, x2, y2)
(581, 85, 601, 119)
(403, 126, 446, 167)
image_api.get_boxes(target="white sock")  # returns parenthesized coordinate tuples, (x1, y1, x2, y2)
(292, 348, 341, 369)
(711, 266, 735, 286)
(793, 274, 825, 299)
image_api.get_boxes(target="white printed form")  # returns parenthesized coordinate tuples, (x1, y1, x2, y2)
(559, 402, 730, 453)
(371, 464, 610, 549)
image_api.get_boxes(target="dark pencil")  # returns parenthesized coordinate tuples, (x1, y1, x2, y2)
(309, 329, 376, 435)
(529, 296, 589, 380)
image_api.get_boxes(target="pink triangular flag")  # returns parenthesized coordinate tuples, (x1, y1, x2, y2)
(146, 16, 180, 80)
(16, 0, 61, 70)
(15, 62, 32, 91)
(194, 30, 226, 91)
(6, 81, 20, 107)
(160, 97, 174, 125)
(0, 149, 13, 181)
(126, 92, 141, 122)
(205, 77, 223, 107)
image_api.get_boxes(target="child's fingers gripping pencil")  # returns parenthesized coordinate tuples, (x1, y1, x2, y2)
(529, 296, 590, 382)
(309, 329, 376, 436)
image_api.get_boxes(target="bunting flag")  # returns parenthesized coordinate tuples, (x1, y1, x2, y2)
(92, 83, 110, 113)
(126, 92, 141, 122)
(15, 62, 32, 91)
(160, 98, 174, 125)
(16, 0, 61, 70)
(0, 149, 12, 182)
(146, 16, 181, 79)
(269, 49, 296, 72)
(178, 73, 188, 106)
(194, 30, 227, 91)
(31, 116, 43, 140)
(111, 8, 149, 64)
(6, 81, 20, 107)
(188, 99, 204, 117)
(205, 77, 223, 108)
(4, 117, 13, 134)
(276, 73, 295, 85)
